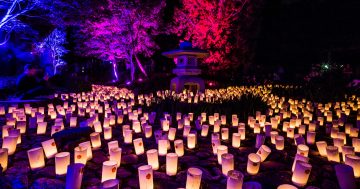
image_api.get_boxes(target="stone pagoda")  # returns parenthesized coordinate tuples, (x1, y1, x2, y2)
(162, 41, 209, 93)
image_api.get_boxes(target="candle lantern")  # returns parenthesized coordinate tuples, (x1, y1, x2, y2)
(247, 153, 261, 175)
(345, 154, 360, 178)
(146, 149, 159, 170)
(79, 141, 92, 160)
(133, 138, 145, 155)
(287, 127, 295, 139)
(209, 116, 214, 125)
(221, 128, 229, 140)
(297, 144, 309, 157)
(326, 146, 340, 162)
(255, 134, 265, 148)
(0, 148, 8, 172)
(55, 152, 70, 176)
(2, 136, 18, 155)
(104, 127, 112, 140)
(350, 128, 359, 138)
(41, 139, 58, 158)
(292, 153, 309, 172)
(186, 167, 202, 189)
(201, 125, 209, 137)
(221, 115, 226, 125)
(16, 121, 26, 134)
(352, 138, 360, 152)
(316, 141, 327, 157)
(166, 153, 178, 176)
(333, 138, 344, 153)
(124, 129, 133, 144)
(226, 170, 243, 189)
(221, 153, 234, 175)
(217, 145, 228, 164)
(298, 125, 306, 135)
(256, 145, 271, 162)
(37, 122, 47, 135)
(109, 147, 121, 168)
(270, 131, 278, 144)
(133, 120, 142, 133)
(122, 125, 130, 137)
(275, 135, 284, 150)
(168, 128, 176, 141)
(27, 147, 45, 170)
(277, 184, 298, 189)
(74, 146, 88, 165)
(145, 126, 153, 138)
(232, 133, 241, 148)
(66, 163, 85, 189)
(94, 121, 102, 133)
(254, 123, 261, 134)
(187, 133, 197, 149)
(178, 119, 184, 130)
(306, 132, 316, 145)
(90, 132, 101, 149)
(138, 165, 153, 189)
(9, 129, 21, 144)
(291, 161, 312, 187)
(183, 125, 191, 137)
(174, 139, 184, 157)
(238, 127, 246, 140)
(101, 160, 117, 182)
(342, 146, 355, 162)
(158, 139, 168, 156)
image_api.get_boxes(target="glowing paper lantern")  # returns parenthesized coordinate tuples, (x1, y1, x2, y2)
(2, 136, 17, 155)
(270, 131, 278, 144)
(90, 132, 101, 149)
(186, 167, 202, 189)
(306, 132, 316, 145)
(292, 153, 309, 172)
(27, 147, 45, 170)
(256, 145, 271, 162)
(247, 153, 261, 175)
(104, 127, 112, 140)
(183, 125, 191, 137)
(41, 139, 58, 158)
(238, 127, 246, 140)
(174, 139, 184, 157)
(296, 144, 309, 157)
(316, 141, 327, 157)
(291, 161, 312, 187)
(74, 146, 87, 165)
(146, 149, 159, 170)
(138, 165, 153, 189)
(277, 184, 298, 189)
(221, 128, 229, 140)
(158, 139, 168, 156)
(55, 152, 70, 176)
(217, 145, 228, 164)
(326, 146, 340, 162)
(201, 125, 209, 137)
(232, 133, 241, 148)
(0, 148, 8, 172)
(124, 129, 133, 144)
(101, 160, 118, 182)
(226, 170, 244, 189)
(221, 153, 234, 175)
(145, 125, 153, 138)
(79, 141, 92, 160)
(166, 153, 178, 176)
(37, 122, 47, 135)
(342, 146, 355, 162)
(352, 138, 360, 152)
(187, 133, 197, 149)
(344, 154, 360, 178)
(109, 147, 122, 168)
(133, 138, 145, 155)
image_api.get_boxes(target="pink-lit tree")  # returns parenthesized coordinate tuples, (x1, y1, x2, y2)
(171, 0, 259, 72)
(80, 0, 166, 81)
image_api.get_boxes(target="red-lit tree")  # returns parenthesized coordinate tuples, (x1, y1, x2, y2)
(172, 0, 261, 72)
(79, 0, 166, 81)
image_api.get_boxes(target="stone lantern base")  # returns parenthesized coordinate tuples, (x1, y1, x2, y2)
(170, 75, 205, 93)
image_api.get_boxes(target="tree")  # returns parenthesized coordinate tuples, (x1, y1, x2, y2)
(35, 28, 68, 75)
(171, 0, 260, 72)
(79, 0, 166, 82)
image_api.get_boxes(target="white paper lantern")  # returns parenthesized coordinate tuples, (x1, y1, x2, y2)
(146, 149, 159, 170)
(217, 145, 228, 164)
(158, 139, 168, 156)
(90, 132, 101, 149)
(101, 160, 118, 182)
(256, 145, 271, 162)
(232, 133, 241, 148)
(187, 133, 197, 149)
(109, 147, 122, 168)
(291, 161, 312, 187)
(221, 153, 234, 175)
(247, 153, 261, 175)
(55, 152, 70, 176)
(2, 136, 17, 155)
(79, 141, 92, 160)
(74, 146, 88, 165)
(174, 139, 184, 157)
(296, 144, 309, 157)
(316, 141, 327, 157)
(166, 153, 178, 176)
(326, 146, 340, 162)
(133, 138, 145, 155)
(0, 148, 8, 172)
(138, 165, 153, 189)
(345, 154, 360, 178)
(27, 147, 45, 170)
(186, 167, 202, 189)
(226, 170, 244, 189)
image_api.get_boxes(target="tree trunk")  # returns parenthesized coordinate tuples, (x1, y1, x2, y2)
(135, 55, 148, 77)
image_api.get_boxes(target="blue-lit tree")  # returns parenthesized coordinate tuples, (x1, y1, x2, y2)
(35, 28, 68, 75)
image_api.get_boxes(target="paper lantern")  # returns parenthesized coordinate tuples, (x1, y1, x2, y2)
(51, 125, 62, 136)
(101, 160, 117, 182)
(104, 127, 112, 140)
(247, 153, 261, 175)
(124, 129, 133, 144)
(74, 146, 88, 165)
(316, 141, 327, 157)
(160, 119, 169, 132)
(297, 144, 309, 157)
(0, 148, 8, 172)
(146, 149, 159, 170)
(2, 136, 17, 155)
(291, 161, 312, 187)
(79, 141, 92, 160)
(221, 128, 229, 140)
(349, 128, 359, 138)
(226, 170, 244, 189)
(306, 132, 316, 145)
(238, 127, 246, 140)
(352, 138, 360, 152)
(16, 121, 26, 134)
(27, 147, 45, 170)
(133, 138, 145, 155)
(221, 115, 226, 125)
(221, 153, 234, 175)
(183, 125, 191, 137)
(90, 132, 101, 149)
(217, 145, 228, 164)
(55, 152, 70, 176)
(345, 154, 360, 178)
(292, 153, 309, 172)
(41, 139, 58, 158)
(326, 146, 340, 162)
(145, 125, 153, 138)
(287, 128, 295, 139)
(174, 139, 184, 157)
(232, 133, 241, 148)
(36, 122, 47, 135)
(254, 123, 261, 134)
(158, 139, 168, 156)
(8, 129, 21, 144)
(333, 138, 344, 153)
(270, 131, 278, 144)
(187, 133, 197, 149)
(186, 167, 202, 189)
(132, 120, 142, 133)
(138, 165, 153, 189)
(166, 153, 178, 176)
(277, 184, 298, 189)
(256, 145, 271, 162)
(109, 147, 122, 168)
(201, 125, 209, 137)
(214, 120, 221, 132)
(168, 128, 176, 141)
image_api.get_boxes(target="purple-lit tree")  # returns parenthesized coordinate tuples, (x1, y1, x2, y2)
(80, 0, 166, 81)
(35, 28, 68, 75)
